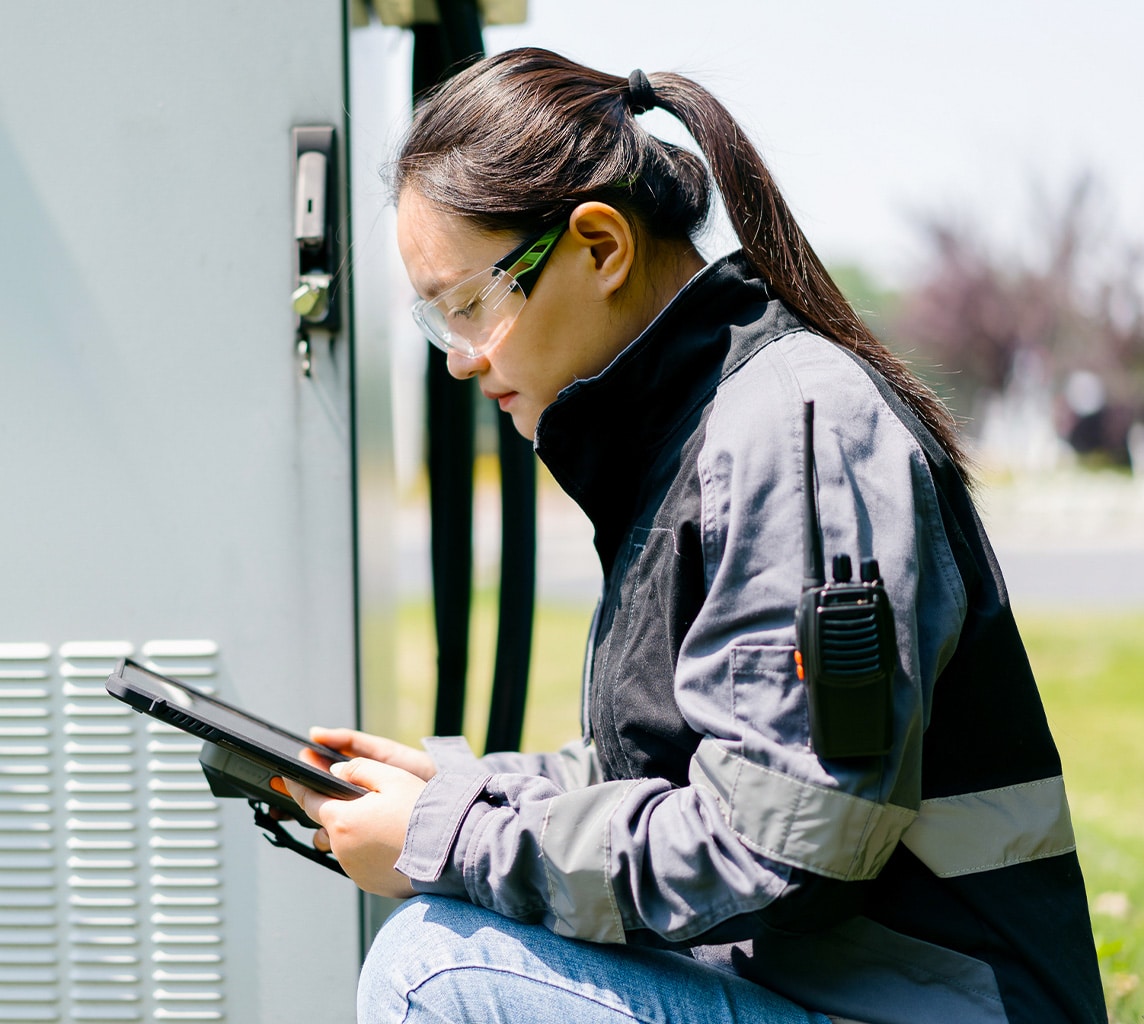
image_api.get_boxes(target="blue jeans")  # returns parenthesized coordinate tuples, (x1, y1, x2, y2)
(358, 895, 832, 1024)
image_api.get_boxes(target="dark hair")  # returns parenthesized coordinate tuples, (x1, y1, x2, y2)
(395, 47, 971, 482)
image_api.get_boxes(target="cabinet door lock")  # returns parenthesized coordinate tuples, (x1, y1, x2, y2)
(292, 126, 338, 331)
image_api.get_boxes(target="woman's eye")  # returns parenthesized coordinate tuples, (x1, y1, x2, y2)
(448, 300, 477, 321)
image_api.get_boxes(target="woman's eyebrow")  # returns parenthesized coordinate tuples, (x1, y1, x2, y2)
(419, 261, 484, 301)
(418, 275, 449, 301)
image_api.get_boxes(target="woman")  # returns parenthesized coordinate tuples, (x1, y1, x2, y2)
(284, 49, 1104, 1024)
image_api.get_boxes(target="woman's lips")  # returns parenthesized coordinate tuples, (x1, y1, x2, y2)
(485, 390, 517, 412)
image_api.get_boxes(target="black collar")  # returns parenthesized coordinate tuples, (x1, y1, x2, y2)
(535, 251, 800, 535)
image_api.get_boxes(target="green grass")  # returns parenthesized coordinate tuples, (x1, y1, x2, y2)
(372, 600, 1144, 1020)
(379, 591, 591, 754)
(1016, 611, 1144, 1022)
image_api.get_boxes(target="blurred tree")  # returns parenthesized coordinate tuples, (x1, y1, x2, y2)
(831, 262, 900, 332)
(831, 263, 961, 417)
(889, 173, 1144, 463)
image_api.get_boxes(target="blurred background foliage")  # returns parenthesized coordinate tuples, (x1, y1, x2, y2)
(838, 171, 1144, 472)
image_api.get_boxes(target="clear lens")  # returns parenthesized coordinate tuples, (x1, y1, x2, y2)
(413, 267, 526, 356)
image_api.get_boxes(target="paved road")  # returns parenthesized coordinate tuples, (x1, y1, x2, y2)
(379, 470, 1144, 610)
(977, 472, 1144, 609)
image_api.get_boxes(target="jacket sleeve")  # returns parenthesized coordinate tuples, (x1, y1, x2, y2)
(423, 735, 603, 791)
(396, 337, 968, 945)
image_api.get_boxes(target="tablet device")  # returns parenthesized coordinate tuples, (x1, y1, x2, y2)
(105, 657, 367, 801)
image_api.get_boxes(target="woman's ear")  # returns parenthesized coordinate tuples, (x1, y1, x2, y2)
(565, 202, 636, 299)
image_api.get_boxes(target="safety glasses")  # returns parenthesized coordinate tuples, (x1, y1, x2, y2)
(411, 223, 565, 357)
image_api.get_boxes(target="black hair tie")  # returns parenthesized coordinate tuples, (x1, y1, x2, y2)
(627, 69, 657, 115)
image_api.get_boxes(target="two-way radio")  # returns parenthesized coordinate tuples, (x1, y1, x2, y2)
(794, 401, 896, 759)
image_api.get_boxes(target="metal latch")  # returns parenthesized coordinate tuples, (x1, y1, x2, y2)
(292, 126, 338, 375)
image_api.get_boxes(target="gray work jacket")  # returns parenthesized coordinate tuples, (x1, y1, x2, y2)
(396, 253, 1104, 1024)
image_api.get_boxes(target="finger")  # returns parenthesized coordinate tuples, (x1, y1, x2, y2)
(281, 777, 331, 827)
(297, 746, 334, 771)
(313, 827, 331, 853)
(311, 729, 437, 781)
(307, 727, 354, 747)
(329, 756, 406, 792)
(309, 727, 390, 758)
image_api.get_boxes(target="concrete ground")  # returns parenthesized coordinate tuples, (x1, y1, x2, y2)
(975, 470, 1144, 609)
(382, 468, 1144, 611)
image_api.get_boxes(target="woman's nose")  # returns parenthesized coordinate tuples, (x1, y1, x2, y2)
(445, 348, 487, 380)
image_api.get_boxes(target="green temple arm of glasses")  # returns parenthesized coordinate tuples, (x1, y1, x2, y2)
(496, 224, 565, 298)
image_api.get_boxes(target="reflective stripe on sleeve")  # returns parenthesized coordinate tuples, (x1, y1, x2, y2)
(900, 775, 1076, 878)
(689, 739, 916, 881)
(539, 781, 639, 944)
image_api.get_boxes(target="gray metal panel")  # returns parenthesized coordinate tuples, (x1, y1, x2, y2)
(1, 4, 362, 1021)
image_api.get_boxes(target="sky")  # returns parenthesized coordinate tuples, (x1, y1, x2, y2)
(351, 0, 1144, 286)
(347, 1, 1144, 483)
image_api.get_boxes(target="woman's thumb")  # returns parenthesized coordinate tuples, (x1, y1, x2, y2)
(330, 757, 396, 791)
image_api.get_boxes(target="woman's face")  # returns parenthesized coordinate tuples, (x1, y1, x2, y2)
(396, 189, 634, 440)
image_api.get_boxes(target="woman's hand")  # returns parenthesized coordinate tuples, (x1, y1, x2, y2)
(276, 729, 437, 896)
(281, 757, 427, 898)
(306, 728, 438, 782)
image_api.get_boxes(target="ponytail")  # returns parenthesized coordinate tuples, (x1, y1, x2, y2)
(396, 48, 972, 484)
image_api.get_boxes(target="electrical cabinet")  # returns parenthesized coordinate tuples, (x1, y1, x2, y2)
(0, 4, 367, 1020)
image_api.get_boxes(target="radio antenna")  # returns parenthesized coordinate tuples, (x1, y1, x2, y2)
(802, 401, 826, 589)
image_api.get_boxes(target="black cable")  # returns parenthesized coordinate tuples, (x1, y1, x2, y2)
(413, 12, 483, 737)
(425, 349, 475, 735)
(413, 1, 537, 753)
(486, 410, 536, 752)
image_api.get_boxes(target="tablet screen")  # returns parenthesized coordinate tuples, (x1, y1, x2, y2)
(106, 659, 361, 795)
